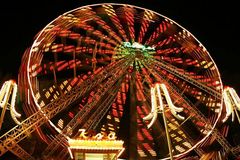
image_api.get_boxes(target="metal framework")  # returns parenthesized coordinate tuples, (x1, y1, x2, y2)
(42, 60, 131, 159)
(0, 58, 132, 157)
(142, 59, 236, 157)
(9, 144, 35, 160)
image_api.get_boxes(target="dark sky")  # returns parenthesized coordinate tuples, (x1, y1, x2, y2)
(0, 0, 239, 91)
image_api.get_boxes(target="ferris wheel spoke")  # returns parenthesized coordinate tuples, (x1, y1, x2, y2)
(96, 5, 128, 42)
(83, 82, 121, 130)
(135, 72, 152, 105)
(142, 61, 212, 126)
(91, 14, 123, 44)
(145, 58, 221, 98)
(43, 69, 127, 158)
(4, 143, 35, 160)
(82, 27, 118, 47)
(152, 35, 176, 51)
(167, 114, 205, 157)
(144, 85, 211, 147)
(0, 58, 133, 157)
(63, 70, 128, 136)
(73, 6, 122, 46)
(38, 42, 117, 82)
(131, 72, 169, 158)
(74, 13, 119, 47)
(92, 39, 100, 72)
(136, 10, 157, 44)
(145, 19, 176, 46)
(116, 6, 138, 42)
(166, 122, 192, 153)
(52, 35, 116, 55)
(140, 83, 196, 155)
(117, 7, 136, 42)
(153, 54, 215, 80)
(36, 61, 92, 81)
(141, 64, 232, 153)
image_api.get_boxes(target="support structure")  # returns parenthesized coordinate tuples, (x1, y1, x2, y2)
(0, 58, 133, 157)
(161, 99, 174, 160)
(52, 81, 123, 160)
(142, 58, 236, 157)
(147, 58, 221, 98)
(10, 144, 35, 160)
(43, 71, 127, 158)
(128, 68, 138, 160)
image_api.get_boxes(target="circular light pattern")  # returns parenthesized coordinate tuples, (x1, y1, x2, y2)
(19, 3, 223, 159)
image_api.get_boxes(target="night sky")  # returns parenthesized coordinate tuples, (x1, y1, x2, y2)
(0, 0, 239, 92)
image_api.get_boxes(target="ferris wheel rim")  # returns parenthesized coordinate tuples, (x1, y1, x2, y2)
(23, 3, 224, 159)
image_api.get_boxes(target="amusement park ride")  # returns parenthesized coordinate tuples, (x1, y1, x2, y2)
(0, 3, 240, 160)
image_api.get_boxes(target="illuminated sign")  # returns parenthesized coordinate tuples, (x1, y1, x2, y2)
(67, 129, 124, 159)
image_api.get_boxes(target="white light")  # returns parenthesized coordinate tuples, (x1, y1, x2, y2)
(222, 89, 234, 122)
(143, 83, 185, 128)
(160, 84, 185, 120)
(0, 80, 22, 125)
(222, 87, 240, 123)
(0, 81, 11, 107)
(132, 42, 143, 49)
(122, 42, 155, 51)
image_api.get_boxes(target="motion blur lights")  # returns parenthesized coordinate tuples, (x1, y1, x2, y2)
(17, 3, 224, 159)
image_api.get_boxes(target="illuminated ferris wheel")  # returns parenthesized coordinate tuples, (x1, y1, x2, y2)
(14, 3, 224, 159)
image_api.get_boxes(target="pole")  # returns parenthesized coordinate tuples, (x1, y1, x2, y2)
(162, 105, 174, 160)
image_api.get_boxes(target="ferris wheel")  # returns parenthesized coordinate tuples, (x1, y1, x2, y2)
(2, 3, 225, 160)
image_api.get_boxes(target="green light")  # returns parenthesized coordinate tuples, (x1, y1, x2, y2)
(113, 42, 155, 63)
(122, 42, 155, 51)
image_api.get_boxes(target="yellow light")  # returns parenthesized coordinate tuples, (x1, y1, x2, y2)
(68, 129, 124, 155)
(68, 139, 124, 150)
